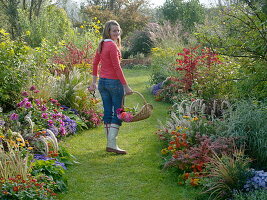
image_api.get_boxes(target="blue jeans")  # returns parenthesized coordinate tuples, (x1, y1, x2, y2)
(98, 78, 124, 126)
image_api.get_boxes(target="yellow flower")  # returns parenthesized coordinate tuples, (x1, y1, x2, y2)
(20, 143, 25, 147)
(183, 115, 190, 119)
(161, 148, 168, 155)
(97, 20, 101, 24)
(28, 147, 33, 150)
(94, 17, 97, 20)
(192, 117, 199, 121)
(95, 30, 100, 33)
(176, 126, 182, 130)
(0, 136, 4, 139)
(25, 31, 31, 36)
(80, 25, 84, 29)
(16, 138, 22, 142)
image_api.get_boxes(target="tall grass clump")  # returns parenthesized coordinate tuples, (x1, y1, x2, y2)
(0, 144, 30, 180)
(220, 100, 267, 169)
(203, 149, 252, 200)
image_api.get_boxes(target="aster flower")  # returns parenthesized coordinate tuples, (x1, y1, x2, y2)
(10, 113, 19, 120)
(25, 101, 32, 108)
(40, 105, 48, 111)
(30, 86, 37, 91)
(21, 91, 29, 96)
(41, 113, 49, 119)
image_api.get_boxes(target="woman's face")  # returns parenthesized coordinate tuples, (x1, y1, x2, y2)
(109, 25, 120, 41)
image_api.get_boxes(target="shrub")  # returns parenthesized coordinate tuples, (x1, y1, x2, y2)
(124, 31, 154, 57)
(0, 29, 36, 111)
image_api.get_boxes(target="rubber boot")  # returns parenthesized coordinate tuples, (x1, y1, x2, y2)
(104, 123, 110, 147)
(106, 123, 127, 154)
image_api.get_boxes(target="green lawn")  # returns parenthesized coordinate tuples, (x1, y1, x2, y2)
(58, 69, 199, 200)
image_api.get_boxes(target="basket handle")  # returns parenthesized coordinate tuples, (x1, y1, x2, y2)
(121, 91, 147, 107)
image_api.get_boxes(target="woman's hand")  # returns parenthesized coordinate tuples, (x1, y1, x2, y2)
(123, 85, 133, 95)
(88, 83, 97, 92)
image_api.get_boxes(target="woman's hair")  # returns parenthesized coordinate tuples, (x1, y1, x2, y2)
(97, 20, 122, 53)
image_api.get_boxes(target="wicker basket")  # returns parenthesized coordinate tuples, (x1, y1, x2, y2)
(121, 91, 153, 122)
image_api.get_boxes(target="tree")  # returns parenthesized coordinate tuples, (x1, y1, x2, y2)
(0, 0, 22, 38)
(0, 0, 47, 39)
(80, 0, 150, 37)
(160, 0, 205, 31)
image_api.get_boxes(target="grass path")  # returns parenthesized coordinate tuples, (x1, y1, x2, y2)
(58, 69, 199, 200)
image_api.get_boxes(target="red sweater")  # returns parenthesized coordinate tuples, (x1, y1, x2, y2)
(92, 41, 127, 85)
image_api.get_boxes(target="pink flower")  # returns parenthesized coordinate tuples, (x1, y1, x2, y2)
(30, 86, 37, 91)
(33, 90, 40, 93)
(25, 101, 32, 108)
(41, 113, 49, 119)
(21, 91, 29, 96)
(47, 120, 54, 126)
(10, 113, 19, 120)
(59, 126, 66, 136)
(40, 105, 48, 111)
(35, 99, 41, 105)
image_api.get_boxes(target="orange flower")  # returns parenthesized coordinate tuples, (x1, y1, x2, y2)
(183, 173, 190, 179)
(168, 146, 173, 150)
(190, 178, 200, 186)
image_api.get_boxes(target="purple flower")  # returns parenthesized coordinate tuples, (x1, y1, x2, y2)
(55, 161, 67, 170)
(30, 85, 37, 91)
(25, 101, 32, 108)
(50, 98, 58, 104)
(10, 113, 19, 120)
(49, 126, 59, 136)
(47, 119, 54, 126)
(152, 82, 163, 95)
(41, 113, 49, 119)
(0, 120, 5, 126)
(35, 99, 41, 105)
(59, 126, 66, 136)
(21, 91, 29, 96)
(40, 105, 48, 111)
(17, 98, 29, 107)
(34, 90, 40, 93)
(34, 154, 52, 161)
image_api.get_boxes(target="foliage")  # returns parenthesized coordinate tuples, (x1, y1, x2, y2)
(51, 42, 94, 75)
(202, 149, 252, 200)
(31, 158, 67, 192)
(196, 2, 267, 61)
(220, 100, 267, 169)
(5, 86, 77, 139)
(0, 174, 58, 200)
(156, 114, 235, 187)
(195, 2, 267, 100)
(160, 0, 205, 31)
(174, 46, 222, 91)
(233, 189, 267, 200)
(149, 47, 179, 85)
(52, 68, 100, 111)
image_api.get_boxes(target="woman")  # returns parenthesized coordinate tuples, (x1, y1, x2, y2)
(88, 20, 133, 154)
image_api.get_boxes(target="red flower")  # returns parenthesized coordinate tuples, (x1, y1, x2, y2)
(13, 186, 19, 192)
